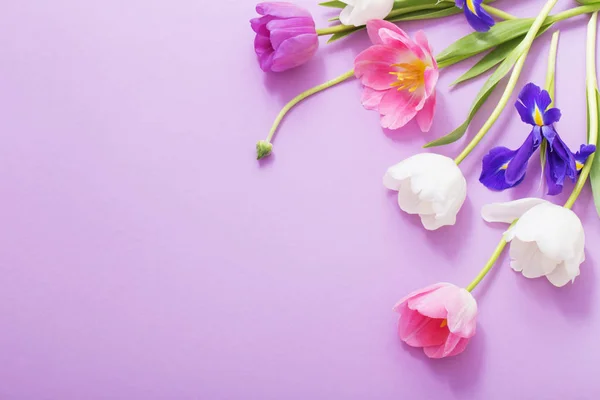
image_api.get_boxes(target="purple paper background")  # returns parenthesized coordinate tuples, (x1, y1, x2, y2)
(0, 0, 599, 398)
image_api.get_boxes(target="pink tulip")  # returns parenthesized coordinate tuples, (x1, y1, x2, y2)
(354, 20, 438, 131)
(250, 2, 319, 72)
(393, 283, 477, 359)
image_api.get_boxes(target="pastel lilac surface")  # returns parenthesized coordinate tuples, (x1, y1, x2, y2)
(1, 0, 600, 399)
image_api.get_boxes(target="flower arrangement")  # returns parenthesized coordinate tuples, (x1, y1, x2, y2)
(250, 0, 600, 358)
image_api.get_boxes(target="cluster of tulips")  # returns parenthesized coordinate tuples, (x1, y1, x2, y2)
(251, 0, 600, 358)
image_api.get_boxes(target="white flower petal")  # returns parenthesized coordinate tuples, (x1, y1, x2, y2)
(384, 153, 466, 231)
(481, 198, 548, 224)
(545, 263, 574, 287)
(339, 5, 355, 25)
(342, 0, 394, 26)
(509, 239, 558, 278)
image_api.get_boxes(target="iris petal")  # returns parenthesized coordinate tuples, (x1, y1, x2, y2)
(573, 144, 596, 170)
(541, 125, 557, 147)
(517, 83, 541, 114)
(479, 147, 524, 190)
(505, 131, 541, 184)
(462, 0, 494, 32)
(544, 134, 578, 195)
(543, 107, 561, 125)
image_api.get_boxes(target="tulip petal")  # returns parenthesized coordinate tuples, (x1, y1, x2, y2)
(509, 239, 558, 278)
(407, 285, 455, 319)
(481, 198, 548, 224)
(360, 87, 386, 110)
(415, 92, 436, 133)
(545, 263, 574, 287)
(392, 282, 449, 312)
(256, 2, 312, 18)
(366, 19, 404, 45)
(378, 89, 423, 130)
(354, 45, 416, 90)
(445, 288, 477, 338)
(423, 333, 466, 358)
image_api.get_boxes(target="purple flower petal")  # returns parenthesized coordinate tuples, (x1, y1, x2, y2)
(505, 130, 541, 184)
(462, 0, 495, 32)
(544, 134, 578, 195)
(543, 107, 561, 125)
(573, 144, 596, 171)
(479, 147, 524, 191)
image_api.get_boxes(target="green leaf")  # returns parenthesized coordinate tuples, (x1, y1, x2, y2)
(319, 1, 346, 8)
(327, 28, 359, 43)
(425, 46, 524, 148)
(388, 5, 460, 22)
(436, 18, 549, 68)
(451, 25, 553, 86)
(589, 89, 600, 215)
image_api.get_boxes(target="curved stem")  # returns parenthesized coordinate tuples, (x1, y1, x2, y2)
(316, 25, 355, 36)
(264, 69, 355, 144)
(466, 236, 509, 292)
(454, 0, 558, 165)
(565, 11, 598, 210)
(454, 51, 527, 165)
(545, 31, 560, 101)
(482, 4, 517, 20)
(547, 4, 600, 24)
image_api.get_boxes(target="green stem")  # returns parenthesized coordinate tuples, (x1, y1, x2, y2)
(316, 25, 354, 36)
(547, 4, 600, 23)
(263, 69, 355, 144)
(453, 0, 558, 165)
(564, 11, 598, 209)
(466, 235, 509, 292)
(482, 4, 517, 20)
(545, 31, 560, 101)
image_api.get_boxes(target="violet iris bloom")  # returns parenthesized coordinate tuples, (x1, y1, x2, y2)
(455, 0, 495, 32)
(480, 83, 595, 195)
(250, 2, 319, 72)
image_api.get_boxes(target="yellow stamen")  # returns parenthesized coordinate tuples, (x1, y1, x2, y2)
(576, 161, 584, 171)
(500, 162, 509, 170)
(388, 60, 427, 93)
(466, 0, 477, 15)
(440, 319, 448, 328)
(534, 105, 544, 126)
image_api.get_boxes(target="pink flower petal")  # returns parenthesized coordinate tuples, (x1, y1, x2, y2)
(423, 334, 470, 358)
(445, 288, 478, 338)
(413, 30, 435, 63)
(392, 282, 449, 312)
(378, 28, 424, 59)
(423, 67, 438, 98)
(406, 285, 457, 319)
(396, 305, 448, 346)
(366, 19, 406, 45)
(378, 88, 424, 130)
(354, 46, 412, 90)
(416, 92, 436, 132)
(360, 87, 386, 110)
(271, 33, 318, 72)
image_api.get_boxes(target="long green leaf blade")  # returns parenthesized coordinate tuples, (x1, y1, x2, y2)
(425, 47, 524, 148)
(436, 19, 542, 68)
(388, 5, 460, 22)
(319, 1, 346, 8)
(589, 89, 600, 214)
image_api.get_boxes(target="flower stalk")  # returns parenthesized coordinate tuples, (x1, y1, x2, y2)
(564, 11, 599, 209)
(453, 0, 559, 166)
(256, 69, 355, 159)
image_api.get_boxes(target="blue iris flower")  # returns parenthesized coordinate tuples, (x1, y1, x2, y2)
(455, 0, 495, 32)
(479, 83, 596, 195)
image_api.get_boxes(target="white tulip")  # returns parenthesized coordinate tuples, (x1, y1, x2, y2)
(482, 198, 586, 287)
(383, 153, 467, 230)
(339, 0, 395, 27)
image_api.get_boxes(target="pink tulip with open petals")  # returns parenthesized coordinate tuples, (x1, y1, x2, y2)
(354, 20, 438, 131)
(393, 283, 477, 358)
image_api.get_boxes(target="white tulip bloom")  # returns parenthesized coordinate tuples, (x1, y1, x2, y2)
(482, 198, 586, 287)
(383, 153, 467, 230)
(339, 0, 395, 27)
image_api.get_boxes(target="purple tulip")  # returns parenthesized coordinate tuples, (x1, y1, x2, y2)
(250, 2, 319, 72)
